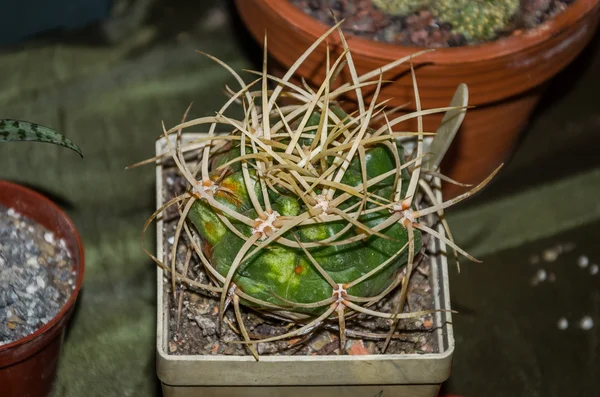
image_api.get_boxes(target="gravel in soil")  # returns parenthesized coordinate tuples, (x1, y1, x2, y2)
(161, 166, 440, 357)
(0, 205, 76, 346)
(289, 0, 575, 48)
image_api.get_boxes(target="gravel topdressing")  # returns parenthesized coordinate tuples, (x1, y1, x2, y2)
(0, 205, 76, 346)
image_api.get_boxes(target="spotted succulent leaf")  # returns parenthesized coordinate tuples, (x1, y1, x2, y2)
(0, 119, 83, 157)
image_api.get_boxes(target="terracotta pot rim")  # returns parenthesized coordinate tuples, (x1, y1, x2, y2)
(260, 0, 600, 63)
(0, 180, 85, 353)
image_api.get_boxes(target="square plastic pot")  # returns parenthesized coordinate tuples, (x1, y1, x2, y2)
(155, 134, 455, 397)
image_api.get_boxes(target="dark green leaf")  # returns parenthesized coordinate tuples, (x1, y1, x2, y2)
(0, 119, 83, 157)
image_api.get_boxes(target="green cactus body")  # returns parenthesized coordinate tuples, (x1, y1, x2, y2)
(372, 0, 429, 16)
(431, 0, 520, 42)
(187, 110, 422, 315)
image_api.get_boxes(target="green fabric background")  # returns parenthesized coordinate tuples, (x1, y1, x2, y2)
(1, 1, 599, 395)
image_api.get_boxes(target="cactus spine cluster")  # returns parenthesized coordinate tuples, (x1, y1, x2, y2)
(373, 0, 521, 42)
(141, 22, 499, 359)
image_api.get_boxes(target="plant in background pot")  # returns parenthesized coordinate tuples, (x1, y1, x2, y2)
(0, 121, 84, 397)
(133, 25, 500, 397)
(234, 0, 600, 199)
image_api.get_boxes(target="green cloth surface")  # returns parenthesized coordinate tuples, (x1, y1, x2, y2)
(0, 2, 599, 396)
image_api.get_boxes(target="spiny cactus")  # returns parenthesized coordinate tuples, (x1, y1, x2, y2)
(0, 119, 82, 156)
(137, 22, 499, 360)
(432, 0, 520, 42)
(372, 0, 429, 16)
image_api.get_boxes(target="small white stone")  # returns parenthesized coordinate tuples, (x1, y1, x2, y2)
(536, 269, 547, 282)
(168, 236, 175, 245)
(6, 309, 12, 317)
(7, 208, 16, 217)
(26, 284, 37, 294)
(543, 248, 558, 262)
(557, 317, 568, 330)
(578, 255, 589, 268)
(590, 264, 599, 275)
(36, 277, 45, 289)
(44, 232, 55, 244)
(580, 316, 594, 330)
(26, 256, 38, 267)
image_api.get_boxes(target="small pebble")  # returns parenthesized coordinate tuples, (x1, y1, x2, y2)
(43, 232, 55, 244)
(536, 269, 547, 282)
(168, 236, 175, 245)
(542, 248, 558, 262)
(578, 255, 589, 268)
(580, 316, 594, 330)
(590, 264, 599, 275)
(557, 317, 568, 330)
(168, 341, 178, 353)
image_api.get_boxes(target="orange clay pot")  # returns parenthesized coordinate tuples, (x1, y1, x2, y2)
(235, 0, 600, 198)
(0, 181, 85, 397)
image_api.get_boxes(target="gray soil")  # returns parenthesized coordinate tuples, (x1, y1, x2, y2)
(161, 165, 440, 357)
(290, 0, 575, 48)
(0, 205, 76, 346)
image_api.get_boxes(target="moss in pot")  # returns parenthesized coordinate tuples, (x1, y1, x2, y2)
(0, 120, 84, 397)
(292, 0, 576, 48)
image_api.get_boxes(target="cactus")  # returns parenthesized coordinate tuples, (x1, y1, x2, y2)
(139, 23, 499, 359)
(187, 109, 422, 316)
(0, 119, 82, 156)
(372, 0, 429, 15)
(371, 0, 520, 43)
(432, 0, 520, 42)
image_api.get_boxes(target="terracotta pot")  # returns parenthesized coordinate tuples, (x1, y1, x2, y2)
(234, 0, 600, 198)
(0, 181, 85, 397)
